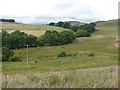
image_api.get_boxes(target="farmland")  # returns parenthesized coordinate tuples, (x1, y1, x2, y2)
(2, 19, 118, 88)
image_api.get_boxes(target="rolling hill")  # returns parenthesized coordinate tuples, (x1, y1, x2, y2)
(0, 22, 70, 37)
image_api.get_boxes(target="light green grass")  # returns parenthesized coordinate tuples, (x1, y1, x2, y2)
(3, 57, 118, 75)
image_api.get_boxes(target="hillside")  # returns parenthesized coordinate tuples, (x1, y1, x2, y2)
(0, 22, 70, 36)
(64, 21, 87, 25)
(14, 19, 118, 58)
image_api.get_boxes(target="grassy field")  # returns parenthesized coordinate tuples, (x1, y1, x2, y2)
(2, 19, 118, 88)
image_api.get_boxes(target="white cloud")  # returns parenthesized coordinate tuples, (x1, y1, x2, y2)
(0, 0, 119, 24)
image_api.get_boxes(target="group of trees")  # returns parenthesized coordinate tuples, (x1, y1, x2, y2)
(0, 19, 15, 22)
(49, 21, 96, 38)
(49, 21, 71, 29)
(38, 30, 76, 46)
(3, 30, 38, 49)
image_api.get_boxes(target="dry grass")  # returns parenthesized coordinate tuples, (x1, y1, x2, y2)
(2, 66, 118, 88)
(6, 30, 46, 37)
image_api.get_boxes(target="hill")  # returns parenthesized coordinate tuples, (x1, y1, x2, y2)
(1, 22, 70, 37)
(64, 21, 87, 25)
(14, 19, 118, 58)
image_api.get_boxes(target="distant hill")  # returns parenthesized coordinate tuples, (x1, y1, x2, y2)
(0, 19, 15, 22)
(64, 21, 87, 25)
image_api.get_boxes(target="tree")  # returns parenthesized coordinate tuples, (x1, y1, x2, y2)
(55, 21, 64, 27)
(49, 22, 55, 26)
(2, 47, 14, 61)
(76, 29, 91, 37)
(59, 31, 76, 44)
(70, 26, 79, 32)
(24, 35, 38, 47)
(38, 30, 76, 46)
(58, 51, 66, 57)
(38, 31, 60, 46)
(61, 22, 71, 29)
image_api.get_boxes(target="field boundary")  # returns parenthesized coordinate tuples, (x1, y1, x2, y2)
(21, 56, 117, 60)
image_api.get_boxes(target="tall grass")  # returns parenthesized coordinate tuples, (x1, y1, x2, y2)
(2, 66, 118, 88)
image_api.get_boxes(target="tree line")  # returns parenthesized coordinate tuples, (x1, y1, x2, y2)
(2, 30, 77, 49)
(0, 19, 15, 22)
(49, 21, 96, 37)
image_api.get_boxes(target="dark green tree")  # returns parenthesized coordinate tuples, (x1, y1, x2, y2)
(61, 22, 71, 29)
(49, 22, 55, 26)
(2, 47, 14, 61)
(55, 21, 64, 27)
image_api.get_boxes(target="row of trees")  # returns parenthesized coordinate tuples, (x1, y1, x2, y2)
(0, 19, 15, 22)
(49, 21, 71, 29)
(49, 21, 96, 37)
(2, 30, 76, 49)
(3, 30, 38, 49)
(38, 30, 76, 46)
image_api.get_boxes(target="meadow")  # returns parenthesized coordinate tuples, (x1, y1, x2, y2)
(2, 19, 118, 88)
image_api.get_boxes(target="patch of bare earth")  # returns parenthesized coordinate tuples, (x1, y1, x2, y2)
(77, 35, 105, 40)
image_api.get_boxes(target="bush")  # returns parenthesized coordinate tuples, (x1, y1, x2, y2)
(9, 56, 21, 62)
(34, 60, 38, 63)
(88, 53, 94, 56)
(58, 51, 66, 57)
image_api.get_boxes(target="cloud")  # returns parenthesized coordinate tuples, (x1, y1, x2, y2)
(0, 0, 119, 24)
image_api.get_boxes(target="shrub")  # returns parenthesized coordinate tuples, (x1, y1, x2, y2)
(34, 60, 38, 63)
(9, 56, 21, 62)
(58, 51, 66, 57)
(88, 53, 94, 56)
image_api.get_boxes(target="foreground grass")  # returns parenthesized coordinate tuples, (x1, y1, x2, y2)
(3, 57, 118, 74)
(3, 65, 118, 88)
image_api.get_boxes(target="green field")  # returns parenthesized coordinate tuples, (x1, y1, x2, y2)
(2, 19, 118, 88)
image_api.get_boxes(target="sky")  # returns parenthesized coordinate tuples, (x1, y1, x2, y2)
(0, 0, 119, 24)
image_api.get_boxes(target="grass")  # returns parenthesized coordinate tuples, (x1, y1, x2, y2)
(3, 57, 118, 74)
(2, 65, 118, 88)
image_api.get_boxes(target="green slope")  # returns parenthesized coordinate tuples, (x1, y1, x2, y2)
(14, 19, 118, 58)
